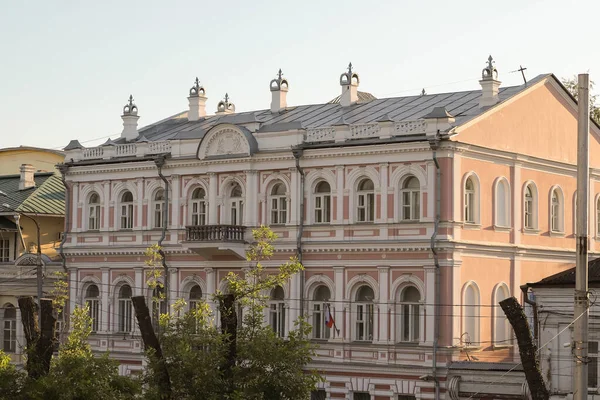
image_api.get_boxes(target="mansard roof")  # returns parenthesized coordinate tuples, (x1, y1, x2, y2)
(136, 74, 549, 143)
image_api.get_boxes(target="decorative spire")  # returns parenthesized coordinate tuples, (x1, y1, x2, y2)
(217, 93, 235, 114)
(481, 55, 499, 80)
(189, 77, 205, 97)
(270, 68, 289, 92)
(122, 94, 138, 116)
(224, 93, 229, 104)
(339, 62, 359, 87)
(347, 62, 353, 75)
(421, 88, 426, 96)
(278, 68, 283, 80)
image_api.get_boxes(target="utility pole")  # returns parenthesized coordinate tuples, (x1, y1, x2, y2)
(573, 73, 590, 400)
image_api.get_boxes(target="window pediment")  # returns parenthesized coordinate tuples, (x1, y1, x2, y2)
(196, 124, 257, 160)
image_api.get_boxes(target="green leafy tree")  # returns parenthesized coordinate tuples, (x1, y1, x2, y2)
(22, 305, 141, 400)
(143, 226, 321, 400)
(562, 75, 600, 123)
(0, 350, 25, 400)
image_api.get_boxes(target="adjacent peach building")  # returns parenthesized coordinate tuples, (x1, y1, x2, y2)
(60, 57, 598, 399)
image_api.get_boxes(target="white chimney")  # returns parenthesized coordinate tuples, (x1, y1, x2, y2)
(479, 55, 501, 108)
(19, 164, 35, 190)
(216, 93, 235, 115)
(339, 62, 360, 107)
(188, 77, 207, 121)
(121, 94, 139, 141)
(270, 69, 289, 113)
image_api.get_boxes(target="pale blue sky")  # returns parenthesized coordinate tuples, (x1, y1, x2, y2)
(1, 0, 598, 150)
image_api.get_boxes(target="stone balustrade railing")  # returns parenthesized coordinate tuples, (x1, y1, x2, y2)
(305, 119, 428, 143)
(77, 141, 172, 161)
(186, 225, 246, 242)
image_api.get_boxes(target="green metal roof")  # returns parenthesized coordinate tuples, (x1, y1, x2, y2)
(0, 173, 65, 215)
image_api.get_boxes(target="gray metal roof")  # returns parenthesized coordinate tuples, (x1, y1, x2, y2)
(133, 74, 548, 143)
(0, 173, 65, 215)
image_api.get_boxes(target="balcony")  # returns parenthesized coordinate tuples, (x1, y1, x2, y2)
(184, 225, 247, 260)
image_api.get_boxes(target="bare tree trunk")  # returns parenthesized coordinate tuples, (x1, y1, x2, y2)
(500, 297, 549, 400)
(17, 296, 55, 379)
(219, 294, 237, 399)
(132, 296, 171, 400)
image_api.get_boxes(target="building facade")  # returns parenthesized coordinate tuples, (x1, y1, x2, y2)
(60, 58, 600, 399)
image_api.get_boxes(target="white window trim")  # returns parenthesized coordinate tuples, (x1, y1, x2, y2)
(494, 177, 511, 228)
(397, 285, 422, 343)
(492, 283, 511, 347)
(400, 175, 421, 222)
(462, 173, 480, 225)
(119, 192, 134, 230)
(88, 193, 101, 231)
(268, 184, 288, 226)
(116, 284, 133, 333)
(356, 179, 376, 223)
(354, 302, 374, 342)
(523, 182, 539, 231)
(313, 180, 332, 225)
(84, 284, 101, 333)
(462, 281, 481, 346)
(190, 187, 207, 226)
(549, 186, 565, 234)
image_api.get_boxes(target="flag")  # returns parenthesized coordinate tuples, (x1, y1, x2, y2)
(325, 305, 335, 328)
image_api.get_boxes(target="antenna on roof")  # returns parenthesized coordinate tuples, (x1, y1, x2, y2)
(509, 65, 528, 85)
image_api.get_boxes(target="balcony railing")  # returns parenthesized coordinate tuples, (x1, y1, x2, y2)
(186, 225, 246, 242)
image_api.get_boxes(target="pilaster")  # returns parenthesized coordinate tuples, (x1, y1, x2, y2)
(244, 170, 258, 226)
(424, 265, 435, 345)
(290, 168, 299, 225)
(72, 182, 79, 232)
(134, 267, 144, 297)
(208, 173, 218, 224)
(336, 166, 344, 224)
(102, 181, 110, 232)
(376, 266, 390, 343)
(101, 268, 109, 333)
(333, 266, 345, 341)
(205, 268, 216, 317)
(169, 268, 179, 309)
(136, 178, 143, 230)
(379, 164, 388, 223)
(512, 162, 522, 245)
(171, 175, 180, 230)
(68, 267, 78, 322)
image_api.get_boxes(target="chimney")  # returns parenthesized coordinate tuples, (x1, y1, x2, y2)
(188, 77, 207, 121)
(339, 62, 360, 107)
(479, 55, 501, 108)
(270, 69, 289, 113)
(216, 93, 235, 115)
(19, 164, 35, 190)
(121, 94, 139, 141)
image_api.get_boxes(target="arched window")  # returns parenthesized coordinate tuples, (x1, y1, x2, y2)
(229, 183, 244, 226)
(399, 286, 420, 342)
(85, 284, 100, 332)
(117, 284, 133, 333)
(269, 183, 287, 225)
(188, 284, 203, 312)
(464, 177, 476, 223)
(269, 286, 285, 337)
(312, 285, 331, 339)
(524, 184, 536, 229)
(401, 176, 420, 221)
(191, 188, 207, 226)
(153, 189, 165, 229)
(550, 188, 563, 232)
(596, 197, 600, 237)
(88, 193, 100, 230)
(494, 284, 510, 345)
(3, 304, 16, 352)
(152, 286, 167, 332)
(462, 283, 480, 345)
(357, 179, 375, 223)
(495, 179, 510, 227)
(314, 181, 331, 224)
(355, 285, 374, 342)
(120, 191, 134, 230)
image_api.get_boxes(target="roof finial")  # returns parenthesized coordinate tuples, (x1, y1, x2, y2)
(348, 62, 353, 74)
(481, 55, 498, 80)
(421, 88, 426, 96)
(122, 94, 138, 116)
(128, 94, 134, 107)
(224, 93, 229, 104)
(278, 68, 283, 80)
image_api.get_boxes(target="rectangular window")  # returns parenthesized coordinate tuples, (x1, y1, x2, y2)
(310, 389, 326, 400)
(353, 392, 370, 400)
(3, 319, 16, 352)
(315, 195, 331, 223)
(154, 203, 163, 228)
(0, 239, 9, 262)
(269, 302, 285, 337)
(525, 199, 533, 229)
(89, 205, 100, 230)
(589, 341, 598, 388)
(357, 193, 374, 222)
(231, 200, 244, 226)
(192, 201, 206, 226)
(312, 303, 331, 339)
(551, 203, 560, 232)
(86, 299, 100, 332)
(355, 303, 373, 341)
(118, 299, 132, 333)
(401, 304, 420, 342)
(121, 204, 133, 229)
(465, 192, 474, 223)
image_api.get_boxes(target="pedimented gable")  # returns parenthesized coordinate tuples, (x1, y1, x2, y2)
(454, 77, 600, 167)
(196, 124, 258, 160)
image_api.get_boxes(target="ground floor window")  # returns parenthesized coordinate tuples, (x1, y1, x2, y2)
(310, 389, 326, 400)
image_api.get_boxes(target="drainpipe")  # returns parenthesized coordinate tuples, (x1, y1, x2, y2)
(155, 156, 170, 312)
(58, 164, 70, 273)
(521, 284, 539, 345)
(429, 137, 442, 400)
(292, 149, 305, 321)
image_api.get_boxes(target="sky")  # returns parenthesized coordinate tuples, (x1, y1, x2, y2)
(1, 0, 598, 150)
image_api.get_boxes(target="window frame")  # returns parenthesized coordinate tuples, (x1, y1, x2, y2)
(117, 284, 133, 333)
(269, 286, 286, 337)
(494, 178, 510, 228)
(493, 284, 510, 346)
(190, 187, 207, 226)
(400, 176, 420, 221)
(85, 284, 101, 333)
(313, 181, 332, 224)
(464, 177, 476, 224)
(119, 191, 134, 230)
(398, 286, 421, 343)
(550, 187, 564, 233)
(524, 184, 537, 230)
(268, 183, 288, 226)
(0, 239, 9, 262)
(88, 192, 101, 231)
(356, 178, 375, 223)
(229, 183, 244, 226)
(354, 285, 374, 342)
(312, 285, 332, 340)
(462, 282, 480, 346)
(153, 189, 165, 229)
(2, 305, 16, 353)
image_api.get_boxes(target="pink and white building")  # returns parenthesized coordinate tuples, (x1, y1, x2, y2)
(60, 58, 600, 399)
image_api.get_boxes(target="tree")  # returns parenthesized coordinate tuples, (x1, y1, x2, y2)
(142, 226, 322, 400)
(562, 75, 600, 123)
(0, 350, 24, 400)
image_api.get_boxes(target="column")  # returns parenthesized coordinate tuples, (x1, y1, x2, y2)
(101, 268, 109, 333)
(290, 168, 299, 225)
(15, 308, 22, 355)
(68, 267, 78, 321)
(333, 266, 345, 341)
(336, 166, 344, 223)
(452, 155, 462, 240)
(169, 268, 179, 308)
(424, 265, 435, 345)
(171, 174, 180, 230)
(288, 273, 300, 333)
(512, 163, 522, 245)
(426, 161, 435, 222)
(377, 266, 390, 343)
(244, 170, 258, 227)
(208, 173, 218, 224)
(379, 163, 388, 224)
(72, 183, 79, 232)
(205, 268, 216, 317)
(134, 267, 144, 297)
(102, 181, 110, 231)
(136, 178, 144, 230)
